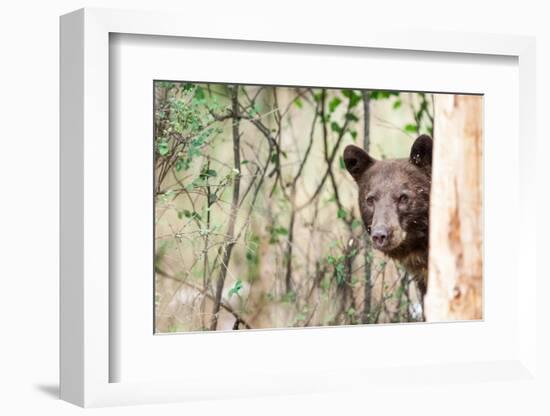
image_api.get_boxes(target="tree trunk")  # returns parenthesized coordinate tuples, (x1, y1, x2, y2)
(210, 86, 241, 330)
(425, 95, 483, 321)
(361, 90, 373, 323)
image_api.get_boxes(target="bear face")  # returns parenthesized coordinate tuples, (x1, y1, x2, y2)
(343, 135, 433, 295)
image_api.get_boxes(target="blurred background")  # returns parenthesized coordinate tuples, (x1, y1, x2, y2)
(154, 82, 436, 332)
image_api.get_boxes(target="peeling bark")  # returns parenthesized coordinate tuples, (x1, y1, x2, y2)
(425, 95, 483, 321)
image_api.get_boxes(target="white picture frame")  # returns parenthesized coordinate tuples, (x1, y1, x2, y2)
(60, 7, 538, 408)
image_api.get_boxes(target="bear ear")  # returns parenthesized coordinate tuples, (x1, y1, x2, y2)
(343, 145, 375, 181)
(409, 135, 433, 169)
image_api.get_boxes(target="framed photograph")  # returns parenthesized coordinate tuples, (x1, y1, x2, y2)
(60, 8, 538, 408)
(151, 81, 478, 334)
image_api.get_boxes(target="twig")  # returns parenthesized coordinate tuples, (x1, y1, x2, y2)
(156, 268, 252, 329)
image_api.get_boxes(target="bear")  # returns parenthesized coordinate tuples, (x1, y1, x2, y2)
(342, 135, 433, 297)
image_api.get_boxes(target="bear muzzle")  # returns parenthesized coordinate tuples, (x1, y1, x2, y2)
(371, 225, 391, 250)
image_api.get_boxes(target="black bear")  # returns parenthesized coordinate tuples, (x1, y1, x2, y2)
(343, 135, 433, 296)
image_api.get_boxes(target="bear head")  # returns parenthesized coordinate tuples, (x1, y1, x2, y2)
(343, 135, 433, 276)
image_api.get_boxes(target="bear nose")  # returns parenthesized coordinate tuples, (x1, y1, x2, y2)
(371, 226, 390, 248)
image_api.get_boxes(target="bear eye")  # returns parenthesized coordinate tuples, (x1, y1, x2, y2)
(399, 194, 409, 204)
(366, 196, 375, 206)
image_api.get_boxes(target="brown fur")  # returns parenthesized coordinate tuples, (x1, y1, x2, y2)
(343, 135, 432, 296)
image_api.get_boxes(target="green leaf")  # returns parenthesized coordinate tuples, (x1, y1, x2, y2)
(341, 89, 354, 99)
(191, 177, 207, 188)
(175, 158, 188, 171)
(157, 141, 169, 156)
(338, 155, 346, 170)
(179, 209, 202, 221)
(178, 209, 190, 219)
(393, 99, 402, 109)
(342, 89, 361, 108)
(320, 113, 330, 124)
(294, 97, 303, 109)
(350, 95, 361, 108)
(337, 208, 347, 219)
(394, 285, 405, 299)
(335, 262, 346, 285)
(247, 104, 261, 117)
(369, 90, 398, 100)
(404, 123, 418, 133)
(267, 224, 288, 243)
(200, 169, 217, 180)
(328, 97, 342, 113)
(208, 194, 217, 205)
(182, 83, 194, 91)
(330, 121, 342, 133)
(345, 113, 359, 122)
(327, 255, 336, 265)
(275, 226, 288, 235)
(194, 86, 205, 101)
(228, 279, 244, 297)
(350, 130, 358, 141)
